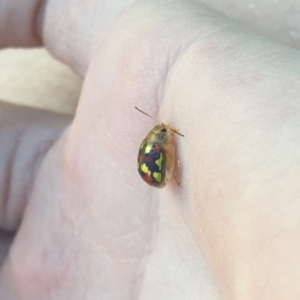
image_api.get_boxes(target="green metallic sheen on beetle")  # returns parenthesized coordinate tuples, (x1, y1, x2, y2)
(137, 124, 175, 188)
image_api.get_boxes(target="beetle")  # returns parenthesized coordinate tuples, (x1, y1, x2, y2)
(135, 107, 184, 188)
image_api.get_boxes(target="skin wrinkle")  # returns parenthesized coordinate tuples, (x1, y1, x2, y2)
(10, 136, 60, 230)
(0, 139, 13, 227)
(33, 0, 46, 43)
(1, 133, 21, 231)
(0, 102, 71, 232)
(0, 230, 13, 269)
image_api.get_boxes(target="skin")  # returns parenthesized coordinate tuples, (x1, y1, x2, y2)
(0, 0, 300, 299)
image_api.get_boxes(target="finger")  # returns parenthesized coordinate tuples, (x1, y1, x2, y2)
(0, 0, 42, 48)
(0, 101, 71, 231)
(40, 0, 136, 75)
(40, 0, 300, 77)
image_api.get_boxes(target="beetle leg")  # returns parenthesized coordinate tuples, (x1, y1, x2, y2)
(172, 174, 182, 187)
(170, 127, 184, 137)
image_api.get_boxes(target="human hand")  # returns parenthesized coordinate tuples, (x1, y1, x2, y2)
(0, 0, 300, 299)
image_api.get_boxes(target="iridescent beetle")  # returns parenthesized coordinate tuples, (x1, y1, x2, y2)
(135, 107, 184, 188)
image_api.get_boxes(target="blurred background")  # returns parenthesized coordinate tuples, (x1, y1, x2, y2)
(0, 48, 82, 266)
(0, 48, 82, 115)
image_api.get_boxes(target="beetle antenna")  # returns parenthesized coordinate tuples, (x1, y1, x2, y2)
(135, 107, 155, 120)
(170, 128, 185, 137)
(135, 106, 184, 137)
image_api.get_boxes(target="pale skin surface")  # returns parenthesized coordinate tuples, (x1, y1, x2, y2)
(0, 0, 300, 299)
